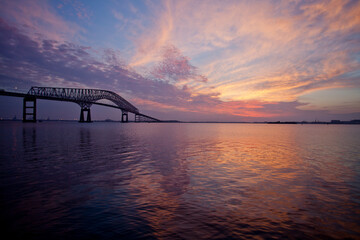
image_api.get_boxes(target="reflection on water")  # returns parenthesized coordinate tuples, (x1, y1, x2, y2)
(0, 122, 360, 239)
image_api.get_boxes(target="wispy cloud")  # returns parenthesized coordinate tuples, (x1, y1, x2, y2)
(0, 0, 83, 41)
(0, 0, 359, 121)
(127, 0, 360, 107)
(59, 0, 92, 20)
(0, 18, 189, 106)
(128, 0, 174, 67)
(0, 17, 311, 120)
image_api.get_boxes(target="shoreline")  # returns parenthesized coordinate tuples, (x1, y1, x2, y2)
(1, 119, 359, 124)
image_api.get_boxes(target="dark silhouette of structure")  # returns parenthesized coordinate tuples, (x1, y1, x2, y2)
(0, 87, 159, 123)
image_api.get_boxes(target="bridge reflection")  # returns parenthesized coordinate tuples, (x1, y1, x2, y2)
(0, 87, 160, 123)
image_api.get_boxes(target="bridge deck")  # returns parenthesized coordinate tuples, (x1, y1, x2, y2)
(0, 90, 160, 122)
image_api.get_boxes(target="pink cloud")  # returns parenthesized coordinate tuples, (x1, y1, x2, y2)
(0, 0, 83, 41)
(0, 16, 359, 121)
(128, 1, 174, 67)
(151, 45, 208, 83)
(127, 0, 360, 112)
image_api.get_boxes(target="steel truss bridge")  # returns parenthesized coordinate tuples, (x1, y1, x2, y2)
(0, 87, 160, 122)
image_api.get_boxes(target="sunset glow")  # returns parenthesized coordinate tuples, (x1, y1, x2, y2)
(0, 0, 359, 121)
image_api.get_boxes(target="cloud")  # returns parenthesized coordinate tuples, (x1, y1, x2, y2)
(128, 0, 174, 67)
(151, 45, 208, 83)
(0, 13, 359, 121)
(127, 0, 360, 107)
(0, 18, 275, 120)
(298, 87, 360, 114)
(0, 18, 192, 107)
(0, 0, 83, 41)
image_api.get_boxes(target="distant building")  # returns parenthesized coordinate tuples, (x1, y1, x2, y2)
(350, 119, 360, 124)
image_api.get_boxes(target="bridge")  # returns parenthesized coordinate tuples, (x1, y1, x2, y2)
(0, 87, 160, 122)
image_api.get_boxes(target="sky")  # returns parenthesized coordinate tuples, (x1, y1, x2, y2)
(0, 0, 359, 121)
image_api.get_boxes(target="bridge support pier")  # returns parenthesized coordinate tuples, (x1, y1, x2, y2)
(79, 107, 92, 123)
(23, 97, 36, 122)
(122, 111, 128, 122)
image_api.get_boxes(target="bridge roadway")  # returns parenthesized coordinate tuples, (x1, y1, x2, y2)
(0, 88, 160, 122)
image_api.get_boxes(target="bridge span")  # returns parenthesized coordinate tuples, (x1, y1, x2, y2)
(0, 87, 160, 122)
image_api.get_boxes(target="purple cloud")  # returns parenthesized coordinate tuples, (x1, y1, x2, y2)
(0, 18, 358, 121)
(0, 18, 193, 106)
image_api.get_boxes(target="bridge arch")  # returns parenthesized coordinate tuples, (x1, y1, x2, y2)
(28, 87, 139, 114)
(22, 86, 159, 122)
(0, 87, 160, 122)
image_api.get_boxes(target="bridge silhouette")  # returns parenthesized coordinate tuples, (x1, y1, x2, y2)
(0, 87, 160, 122)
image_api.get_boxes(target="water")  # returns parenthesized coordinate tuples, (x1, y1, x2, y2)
(0, 122, 359, 239)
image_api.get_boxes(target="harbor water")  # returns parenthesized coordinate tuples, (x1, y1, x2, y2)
(0, 122, 359, 239)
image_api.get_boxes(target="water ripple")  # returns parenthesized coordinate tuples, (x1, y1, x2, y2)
(0, 122, 359, 239)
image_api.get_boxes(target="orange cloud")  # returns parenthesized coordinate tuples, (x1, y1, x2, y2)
(129, 1, 174, 67)
(127, 0, 360, 113)
(1, 0, 359, 120)
(131, 97, 194, 113)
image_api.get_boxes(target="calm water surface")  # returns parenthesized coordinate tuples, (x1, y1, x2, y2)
(0, 122, 359, 239)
